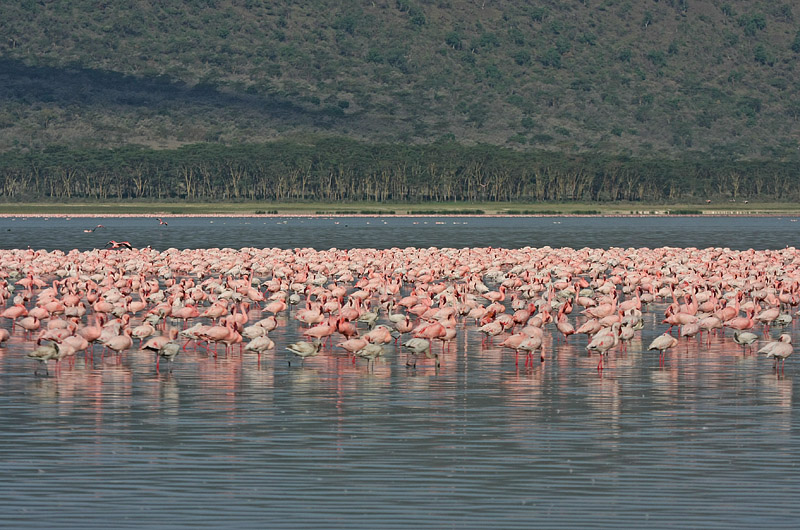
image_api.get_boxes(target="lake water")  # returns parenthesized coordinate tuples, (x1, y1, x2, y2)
(1, 216, 799, 529)
(1, 214, 799, 251)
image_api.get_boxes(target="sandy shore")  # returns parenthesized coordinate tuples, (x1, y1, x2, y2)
(0, 201, 798, 217)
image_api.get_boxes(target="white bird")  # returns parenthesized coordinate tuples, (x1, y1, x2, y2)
(759, 334, 793, 370)
(355, 343, 384, 369)
(733, 330, 759, 352)
(357, 309, 380, 329)
(157, 341, 181, 372)
(402, 337, 438, 368)
(27, 342, 59, 375)
(242, 324, 268, 340)
(648, 333, 679, 364)
(774, 313, 792, 328)
(131, 322, 157, 346)
(254, 316, 278, 332)
(758, 333, 792, 355)
(244, 335, 275, 356)
(286, 340, 322, 366)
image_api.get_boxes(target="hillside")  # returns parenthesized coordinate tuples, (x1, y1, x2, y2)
(2, 0, 799, 159)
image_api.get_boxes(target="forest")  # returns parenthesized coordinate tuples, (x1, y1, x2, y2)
(2, 1, 799, 202)
(0, 139, 795, 202)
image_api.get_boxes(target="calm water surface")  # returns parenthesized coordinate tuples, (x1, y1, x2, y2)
(1, 214, 799, 251)
(1, 216, 799, 529)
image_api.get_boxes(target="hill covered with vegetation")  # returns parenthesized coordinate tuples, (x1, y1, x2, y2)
(4, 0, 799, 156)
(1, 1, 799, 202)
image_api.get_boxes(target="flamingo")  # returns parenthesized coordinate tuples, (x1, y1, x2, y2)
(302, 317, 336, 346)
(103, 328, 133, 357)
(648, 333, 679, 365)
(364, 324, 393, 345)
(759, 334, 793, 371)
(413, 320, 447, 350)
(724, 310, 755, 333)
(337, 337, 369, 360)
(27, 342, 59, 375)
(244, 335, 275, 359)
(733, 330, 759, 352)
(142, 328, 180, 356)
(131, 322, 157, 347)
(286, 340, 322, 366)
(587, 323, 620, 371)
(500, 333, 528, 366)
(391, 315, 414, 343)
(754, 306, 780, 333)
(356, 308, 380, 329)
(199, 318, 238, 355)
(355, 343, 384, 369)
(156, 341, 181, 372)
(555, 312, 575, 342)
(336, 317, 359, 340)
(17, 316, 41, 339)
(517, 335, 544, 366)
(481, 285, 506, 304)
(478, 320, 504, 344)
(264, 299, 287, 315)
(255, 315, 278, 332)
(1, 302, 28, 331)
(403, 337, 438, 368)
(106, 240, 133, 249)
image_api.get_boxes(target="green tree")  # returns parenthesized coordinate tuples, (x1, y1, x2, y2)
(513, 50, 531, 65)
(540, 48, 561, 68)
(753, 44, 773, 65)
(738, 13, 766, 36)
(444, 31, 463, 50)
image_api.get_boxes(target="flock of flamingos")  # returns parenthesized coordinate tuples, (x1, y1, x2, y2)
(0, 241, 797, 376)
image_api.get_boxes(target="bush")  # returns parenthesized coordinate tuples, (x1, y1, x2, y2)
(539, 48, 561, 68)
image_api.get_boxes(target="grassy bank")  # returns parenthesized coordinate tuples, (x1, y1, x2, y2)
(1, 201, 799, 216)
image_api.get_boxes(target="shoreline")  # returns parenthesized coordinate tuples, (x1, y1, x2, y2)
(2, 213, 799, 219)
(1, 201, 799, 217)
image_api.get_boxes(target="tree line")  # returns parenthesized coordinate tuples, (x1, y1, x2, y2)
(0, 139, 797, 203)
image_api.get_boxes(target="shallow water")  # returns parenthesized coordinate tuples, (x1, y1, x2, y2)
(1, 217, 799, 529)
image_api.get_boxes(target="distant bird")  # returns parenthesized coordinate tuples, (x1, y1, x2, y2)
(106, 240, 133, 249)
(286, 339, 322, 366)
(157, 218, 168, 226)
(83, 224, 104, 233)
